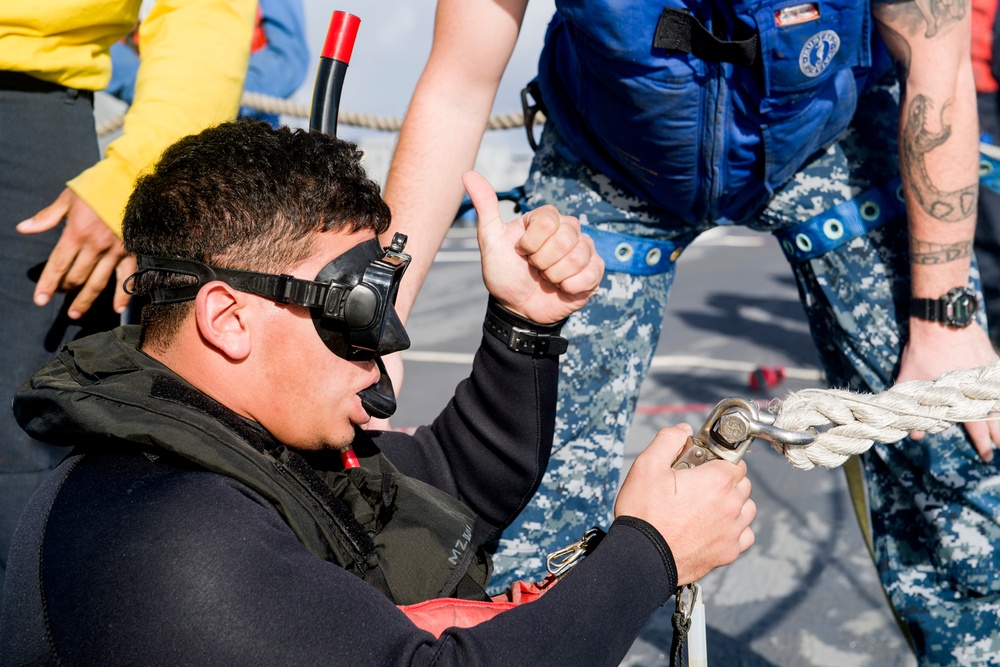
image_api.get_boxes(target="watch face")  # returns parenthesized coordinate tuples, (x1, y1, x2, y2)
(945, 287, 978, 327)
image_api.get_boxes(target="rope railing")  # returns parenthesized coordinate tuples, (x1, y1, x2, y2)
(97, 90, 541, 137)
(771, 361, 1000, 470)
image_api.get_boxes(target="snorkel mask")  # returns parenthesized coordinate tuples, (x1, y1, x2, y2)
(126, 233, 412, 419)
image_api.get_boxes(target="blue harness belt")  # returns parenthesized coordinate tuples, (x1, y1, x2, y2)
(453, 175, 932, 274)
(581, 226, 688, 276)
(584, 178, 905, 274)
(773, 177, 904, 264)
(980, 149, 1000, 195)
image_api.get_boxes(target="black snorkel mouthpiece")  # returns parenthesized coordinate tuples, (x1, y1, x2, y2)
(359, 358, 398, 419)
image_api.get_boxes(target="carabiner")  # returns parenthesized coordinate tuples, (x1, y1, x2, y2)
(673, 397, 813, 469)
(545, 527, 604, 577)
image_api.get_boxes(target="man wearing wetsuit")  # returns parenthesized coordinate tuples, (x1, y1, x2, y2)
(0, 121, 756, 665)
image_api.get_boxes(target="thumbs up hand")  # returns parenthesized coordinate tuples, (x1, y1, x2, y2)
(463, 171, 604, 324)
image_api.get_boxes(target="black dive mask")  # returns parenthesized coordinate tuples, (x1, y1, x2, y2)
(126, 234, 412, 419)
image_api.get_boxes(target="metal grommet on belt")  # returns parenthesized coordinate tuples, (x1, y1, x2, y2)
(581, 226, 683, 275)
(775, 176, 902, 264)
(981, 159, 993, 177)
(670, 247, 683, 262)
(895, 184, 905, 202)
(614, 242, 634, 262)
(822, 218, 844, 240)
(859, 201, 880, 222)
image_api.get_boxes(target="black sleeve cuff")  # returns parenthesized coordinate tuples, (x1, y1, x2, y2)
(483, 296, 569, 357)
(613, 515, 678, 591)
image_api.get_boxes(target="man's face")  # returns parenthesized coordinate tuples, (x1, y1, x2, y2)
(251, 229, 383, 450)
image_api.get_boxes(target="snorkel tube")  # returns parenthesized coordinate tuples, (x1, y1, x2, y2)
(309, 11, 359, 135)
(309, 11, 400, 430)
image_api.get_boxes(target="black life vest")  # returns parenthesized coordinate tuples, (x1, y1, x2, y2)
(14, 327, 493, 606)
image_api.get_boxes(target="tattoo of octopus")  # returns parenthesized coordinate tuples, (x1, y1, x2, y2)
(900, 95, 977, 221)
(910, 238, 973, 264)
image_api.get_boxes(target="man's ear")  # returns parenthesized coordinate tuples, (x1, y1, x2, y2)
(194, 282, 252, 361)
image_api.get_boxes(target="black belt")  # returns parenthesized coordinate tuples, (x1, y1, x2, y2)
(0, 70, 91, 98)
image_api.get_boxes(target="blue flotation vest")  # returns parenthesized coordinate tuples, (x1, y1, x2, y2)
(536, 0, 892, 225)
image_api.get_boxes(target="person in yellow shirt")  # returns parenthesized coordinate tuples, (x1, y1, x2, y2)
(0, 0, 256, 591)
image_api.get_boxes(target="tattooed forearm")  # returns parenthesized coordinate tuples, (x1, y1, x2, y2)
(874, 0, 967, 38)
(900, 94, 977, 221)
(910, 238, 974, 264)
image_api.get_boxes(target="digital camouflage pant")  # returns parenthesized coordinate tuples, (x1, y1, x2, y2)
(489, 78, 1000, 666)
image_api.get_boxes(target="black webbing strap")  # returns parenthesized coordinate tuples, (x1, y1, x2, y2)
(653, 7, 758, 66)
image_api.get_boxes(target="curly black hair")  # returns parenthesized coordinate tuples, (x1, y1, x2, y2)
(122, 120, 391, 348)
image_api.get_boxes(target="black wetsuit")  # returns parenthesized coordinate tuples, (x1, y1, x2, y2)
(0, 325, 677, 666)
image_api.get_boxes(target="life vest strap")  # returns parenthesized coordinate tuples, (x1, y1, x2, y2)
(653, 8, 758, 67)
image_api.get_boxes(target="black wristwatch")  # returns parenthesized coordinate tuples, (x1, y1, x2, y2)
(910, 286, 979, 328)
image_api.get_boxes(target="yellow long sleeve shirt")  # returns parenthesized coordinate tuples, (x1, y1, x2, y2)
(0, 0, 257, 234)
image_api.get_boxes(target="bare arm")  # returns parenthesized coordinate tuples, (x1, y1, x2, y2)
(382, 0, 530, 324)
(874, 0, 1000, 460)
(370, 0, 529, 417)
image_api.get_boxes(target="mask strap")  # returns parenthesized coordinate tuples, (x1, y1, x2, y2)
(128, 256, 353, 316)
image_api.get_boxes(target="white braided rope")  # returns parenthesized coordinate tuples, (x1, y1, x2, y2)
(97, 91, 541, 137)
(771, 361, 1000, 470)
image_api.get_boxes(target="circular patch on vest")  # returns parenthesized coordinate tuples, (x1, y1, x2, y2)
(799, 30, 840, 77)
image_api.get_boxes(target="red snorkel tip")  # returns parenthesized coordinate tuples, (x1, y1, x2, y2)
(321, 12, 360, 63)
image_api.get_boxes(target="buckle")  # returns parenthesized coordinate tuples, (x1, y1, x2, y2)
(508, 327, 569, 356)
(545, 527, 605, 577)
(520, 81, 545, 151)
(483, 299, 569, 357)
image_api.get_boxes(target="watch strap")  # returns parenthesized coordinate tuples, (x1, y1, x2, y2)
(910, 287, 978, 328)
(910, 296, 944, 323)
(484, 296, 569, 356)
